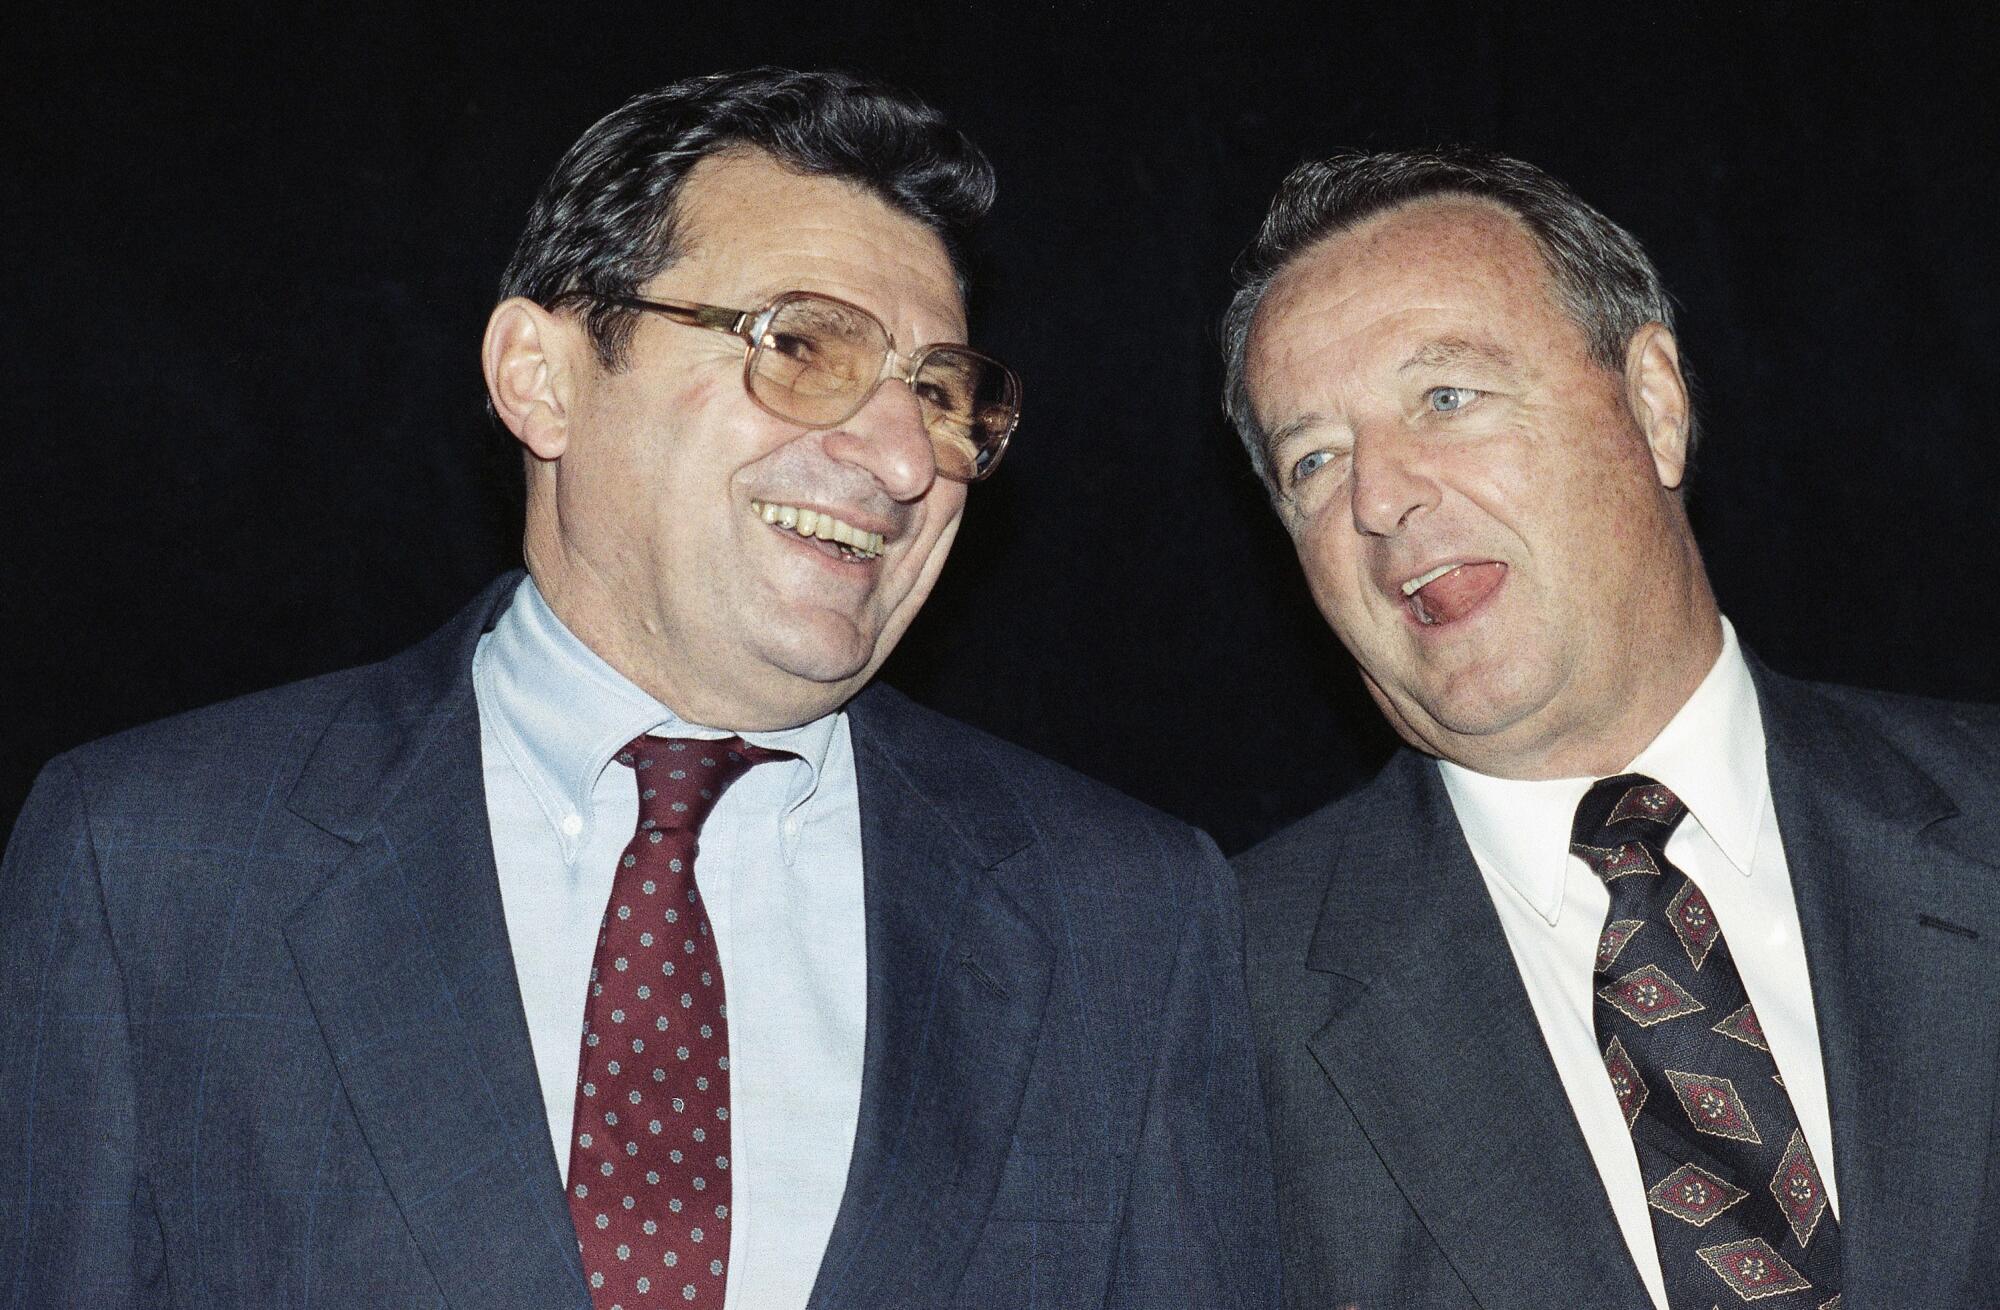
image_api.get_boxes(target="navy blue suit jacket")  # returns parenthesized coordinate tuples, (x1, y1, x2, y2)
(1239, 663, 2000, 1309)
(2, 576, 1279, 1309)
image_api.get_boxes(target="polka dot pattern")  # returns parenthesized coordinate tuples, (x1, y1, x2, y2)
(567, 735, 781, 1310)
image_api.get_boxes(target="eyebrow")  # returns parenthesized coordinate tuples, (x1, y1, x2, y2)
(1260, 335, 1519, 458)
(1399, 337, 1517, 373)
(1262, 412, 1330, 457)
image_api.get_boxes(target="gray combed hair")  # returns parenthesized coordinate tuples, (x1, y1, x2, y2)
(1220, 147, 1688, 487)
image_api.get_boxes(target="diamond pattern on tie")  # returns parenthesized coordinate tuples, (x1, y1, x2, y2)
(1575, 841, 1664, 883)
(1607, 781, 1684, 827)
(1646, 1162, 1747, 1228)
(1596, 919, 1647, 972)
(1712, 1003, 1770, 1052)
(1696, 1238, 1813, 1300)
(567, 736, 784, 1310)
(1603, 1035, 1649, 1129)
(1771, 1129, 1831, 1247)
(1574, 773, 1841, 1306)
(1598, 963, 1706, 1027)
(1665, 1070, 1762, 1145)
(1667, 879, 1722, 970)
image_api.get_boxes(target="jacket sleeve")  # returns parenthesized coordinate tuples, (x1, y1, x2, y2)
(1105, 829, 1282, 1310)
(1, 759, 172, 1307)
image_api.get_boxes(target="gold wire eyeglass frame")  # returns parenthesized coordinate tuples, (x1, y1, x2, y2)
(561, 289, 1022, 481)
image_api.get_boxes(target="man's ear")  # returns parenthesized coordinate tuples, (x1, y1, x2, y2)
(1625, 322, 1691, 490)
(483, 297, 581, 461)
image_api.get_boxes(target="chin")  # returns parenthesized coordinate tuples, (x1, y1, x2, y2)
(1423, 668, 1563, 744)
(755, 618, 880, 690)
(1427, 701, 1533, 743)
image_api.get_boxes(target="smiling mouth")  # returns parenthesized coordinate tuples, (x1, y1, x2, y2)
(1399, 561, 1507, 626)
(751, 499, 885, 561)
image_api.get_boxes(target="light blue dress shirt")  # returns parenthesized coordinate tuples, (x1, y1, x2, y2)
(471, 576, 866, 1310)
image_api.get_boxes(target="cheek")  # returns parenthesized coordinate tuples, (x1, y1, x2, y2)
(1294, 519, 1371, 620)
(622, 368, 736, 455)
(1446, 423, 1580, 546)
(899, 499, 966, 587)
(673, 372, 729, 423)
(867, 501, 965, 623)
(1516, 433, 1652, 552)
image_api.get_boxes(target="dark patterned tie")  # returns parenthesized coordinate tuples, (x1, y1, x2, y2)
(568, 735, 784, 1310)
(1574, 774, 1841, 1309)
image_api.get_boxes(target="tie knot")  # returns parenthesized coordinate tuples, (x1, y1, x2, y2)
(618, 735, 789, 833)
(1570, 773, 1687, 875)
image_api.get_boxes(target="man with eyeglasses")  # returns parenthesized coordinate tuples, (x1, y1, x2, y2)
(0, 70, 1277, 1309)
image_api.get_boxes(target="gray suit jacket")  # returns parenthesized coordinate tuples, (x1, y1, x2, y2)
(1238, 664, 2000, 1309)
(1, 575, 1279, 1309)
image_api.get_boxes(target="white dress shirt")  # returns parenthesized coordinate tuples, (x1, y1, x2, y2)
(471, 576, 867, 1310)
(1438, 618, 1840, 1310)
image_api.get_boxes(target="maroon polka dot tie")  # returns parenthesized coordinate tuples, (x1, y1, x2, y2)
(567, 735, 783, 1310)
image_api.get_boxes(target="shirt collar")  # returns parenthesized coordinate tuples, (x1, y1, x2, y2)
(1438, 616, 1767, 926)
(475, 576, 837, 853)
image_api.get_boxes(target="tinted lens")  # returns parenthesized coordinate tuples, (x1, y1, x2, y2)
(747, 292, 1019, 481)
(748, 294, 888, 424)
(911, 348, 1020, 480)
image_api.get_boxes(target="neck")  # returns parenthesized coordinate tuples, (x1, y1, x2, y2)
(1517, 633, 1721, 780)
(523, 545, 837, 735)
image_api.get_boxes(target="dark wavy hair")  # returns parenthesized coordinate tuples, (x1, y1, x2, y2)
(499, 67, 995, 368)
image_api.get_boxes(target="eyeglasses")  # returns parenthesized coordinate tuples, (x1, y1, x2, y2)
(564, 289, 1022, 482)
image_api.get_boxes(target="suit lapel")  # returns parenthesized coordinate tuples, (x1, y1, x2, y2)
(1757, 669, 2000, 1307)
(1303, 751, 1650, 1308)
(808, 686, 1053, 1309)
(282, 575, 587, 1309)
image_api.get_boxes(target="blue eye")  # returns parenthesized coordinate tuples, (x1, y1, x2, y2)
(1291, 449, 1332, 482)
(1426, 386, 1478, 413)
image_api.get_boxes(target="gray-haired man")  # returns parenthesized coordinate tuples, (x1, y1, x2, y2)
(1226, 148, 2000, 1308)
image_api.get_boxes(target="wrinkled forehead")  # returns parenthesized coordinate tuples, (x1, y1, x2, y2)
(1245, 199, 1572, 402)
(666, 149, 967, 345)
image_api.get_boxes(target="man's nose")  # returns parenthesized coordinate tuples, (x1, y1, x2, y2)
(1349, 427, 1439, 537)
(822, 378, 938, 502)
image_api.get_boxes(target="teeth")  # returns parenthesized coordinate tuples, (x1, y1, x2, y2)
(1401, 563, 1461, 596)
(749, 500, 884, 559)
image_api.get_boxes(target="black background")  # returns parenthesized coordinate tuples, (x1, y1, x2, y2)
(6, 3, 1997, 854)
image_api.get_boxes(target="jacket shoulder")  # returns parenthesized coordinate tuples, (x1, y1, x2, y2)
(1799, 678, 2000, 747)
(44, 575, 504, 826)
(1229, 778, 1381, 987)
(45, 663, 380, 821)
(1770, 673, 2000, 794)
(1229, 749, 1441, 984)
(1232, 778, 1380, 926)
(853, 682, 1210, 846)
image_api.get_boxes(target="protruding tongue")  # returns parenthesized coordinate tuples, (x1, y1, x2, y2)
(1410, 561, 1506, 626)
